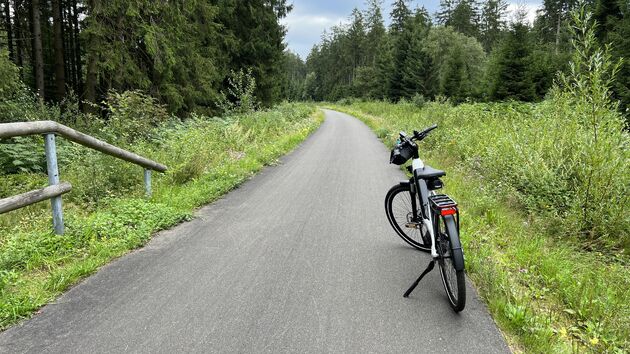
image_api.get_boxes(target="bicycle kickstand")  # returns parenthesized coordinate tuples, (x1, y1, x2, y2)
(403, 259, 435, 298)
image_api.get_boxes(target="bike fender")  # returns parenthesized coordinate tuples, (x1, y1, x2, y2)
(398, 180, 411, 187)
(399, 179, 416, 193)
(444, 215, 465, 271)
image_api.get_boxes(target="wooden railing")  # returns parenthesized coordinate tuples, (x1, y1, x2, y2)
(0, 121, 167, 235)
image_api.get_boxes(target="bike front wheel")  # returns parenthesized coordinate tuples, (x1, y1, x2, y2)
(384, 184, 431, 252)
(435, 214, 466, 312)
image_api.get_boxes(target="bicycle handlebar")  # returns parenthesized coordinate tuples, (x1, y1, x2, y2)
(412, 124, 438, 141)
(398, 124, 438, 144)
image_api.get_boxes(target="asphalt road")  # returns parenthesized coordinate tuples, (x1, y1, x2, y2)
(0, 109, 509, 353)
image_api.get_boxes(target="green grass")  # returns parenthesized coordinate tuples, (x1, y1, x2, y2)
(329, 102, 629, 353)
(0, 103, 323, 329)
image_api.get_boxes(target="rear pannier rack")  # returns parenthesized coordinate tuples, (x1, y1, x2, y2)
(429, 194, 458, 217)
(429, 194, 457, 209)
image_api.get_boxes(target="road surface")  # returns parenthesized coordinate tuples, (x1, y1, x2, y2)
(0, 109, 509, 353)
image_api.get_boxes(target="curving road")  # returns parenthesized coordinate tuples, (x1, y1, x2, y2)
(0, 109, 509, 353)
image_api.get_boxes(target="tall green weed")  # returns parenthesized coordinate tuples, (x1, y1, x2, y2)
(340, 95, 628, 250)
(553, 8, 628, 246)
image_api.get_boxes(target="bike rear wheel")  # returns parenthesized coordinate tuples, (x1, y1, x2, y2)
(435, 214, 466, 312)
(384, 184, 431, 252)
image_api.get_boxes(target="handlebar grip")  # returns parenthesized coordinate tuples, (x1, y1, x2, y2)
(414, 124, 438, 140)
(425, 124, 438, 133)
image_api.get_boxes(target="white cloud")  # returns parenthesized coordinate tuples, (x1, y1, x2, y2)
(281, 13, 349, 39)
(281, 13, 349, 58)
(506, 3, 542, 25)
(282, 14, 347, 28)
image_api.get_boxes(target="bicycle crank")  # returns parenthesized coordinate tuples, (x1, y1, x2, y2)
(404, 222, 423, 229)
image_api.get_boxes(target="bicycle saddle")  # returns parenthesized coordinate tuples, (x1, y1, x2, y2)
(414, 165, 446, 179)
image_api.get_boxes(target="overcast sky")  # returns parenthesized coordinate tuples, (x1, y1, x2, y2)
(282, 0, 543, 59)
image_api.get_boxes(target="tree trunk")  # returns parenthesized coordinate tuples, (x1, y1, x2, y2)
(3, 0, 15, 62)
(52, 0, 66, 100)
(14, 0, 23, 70)
(31, 0, 45, 101)
(62, 0, 74, 92)
(85, 51, 97, 110)
(72, 0, 82, 100)
(84, 0, 98, 112)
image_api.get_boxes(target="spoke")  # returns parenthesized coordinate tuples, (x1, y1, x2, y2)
(389, 190, 427, 245)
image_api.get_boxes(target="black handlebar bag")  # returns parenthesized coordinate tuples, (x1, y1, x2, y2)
(390, 142, 414, 165)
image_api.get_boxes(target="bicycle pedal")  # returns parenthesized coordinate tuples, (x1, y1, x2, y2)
(405, 222, 422, 229)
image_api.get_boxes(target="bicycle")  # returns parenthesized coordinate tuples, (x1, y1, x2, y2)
(384, 125, 466, 312)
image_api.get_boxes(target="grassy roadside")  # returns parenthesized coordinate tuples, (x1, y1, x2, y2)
(0, 104, 323, 329)
(328, 103, 629, 353)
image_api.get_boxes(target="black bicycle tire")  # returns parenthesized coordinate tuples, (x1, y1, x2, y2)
(384, 184, 431, 252)
(436, 214, 466, 312)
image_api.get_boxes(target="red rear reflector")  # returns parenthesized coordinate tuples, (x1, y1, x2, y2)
(441, 208, 457, 216)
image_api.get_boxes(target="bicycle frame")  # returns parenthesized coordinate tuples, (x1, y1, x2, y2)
(410, 158, 439, 258)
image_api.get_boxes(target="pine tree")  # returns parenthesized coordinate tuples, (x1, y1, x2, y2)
(365, 0, 386, 66)
(537, 0, 577, 53)
(390, 0, 412, 36)
(216, 0, 292, 107)
(480, 0, 508, 51)
(606, 0, 630, 119)
(450, 0, 480, 38)
(401, 7, 433, 98)
(436, 0, 456, 25)
(424, 26, 486, 101)
(488, 21, 536, 101)
(349, 0, 387, 99)
(281, 51, 306, 101)
(389, 0, 412, 100)
(347, 8, 367, 84)
(374, 34, 394, 99)
(83, 0, 224, 114)
(593, 0, 623, 41)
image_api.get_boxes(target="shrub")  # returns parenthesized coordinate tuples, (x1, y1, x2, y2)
(0, 173, 47, 198)
(216, 68, 259, 115)
(0, 50, 22, 100)
(0, 50, 51, 124)
(551, 7, 628, 247)
(0, 138, 45, 175)
(411, 93, 426, 108)
(336, 97, 359, 105)
(103, 90, 171, 144)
